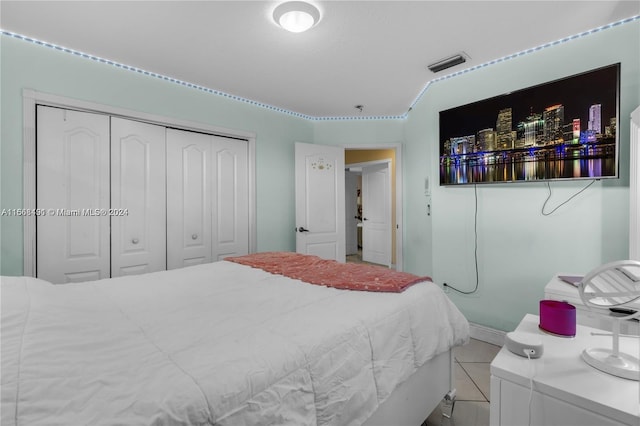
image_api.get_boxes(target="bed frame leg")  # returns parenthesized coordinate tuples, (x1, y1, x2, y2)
(441, 389, 456, 418)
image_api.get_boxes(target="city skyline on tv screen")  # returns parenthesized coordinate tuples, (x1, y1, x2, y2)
(439, 63, 620, 185)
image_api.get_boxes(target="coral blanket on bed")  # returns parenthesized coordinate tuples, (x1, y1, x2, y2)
(225, 251, 431, 292)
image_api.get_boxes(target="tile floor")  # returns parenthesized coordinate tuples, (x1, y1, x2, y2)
(423, 338, 501, 426)
(346, 251, 392, 268)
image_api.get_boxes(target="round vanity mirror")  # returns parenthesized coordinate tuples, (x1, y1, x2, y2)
(578, 260, 640, 380)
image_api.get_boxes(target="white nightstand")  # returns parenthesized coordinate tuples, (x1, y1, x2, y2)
(490, 314, 640, 426)
(544, 275, 640, 335)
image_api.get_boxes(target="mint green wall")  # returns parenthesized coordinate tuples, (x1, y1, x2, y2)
(314, 119, 405, 145)
(314, 21, 639, 332)
(404, 21, 639, 331)
(0, 35, 313, 276)
(2, 20, 638, 333)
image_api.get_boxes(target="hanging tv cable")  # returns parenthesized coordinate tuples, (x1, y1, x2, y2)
(443, 185, 479, 295)
(541, 180, 596, 216)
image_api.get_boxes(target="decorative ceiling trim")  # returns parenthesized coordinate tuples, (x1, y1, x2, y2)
(408, 15, 640, 113)
(2, 14, 638, 122)
(1, 29, 315, 120)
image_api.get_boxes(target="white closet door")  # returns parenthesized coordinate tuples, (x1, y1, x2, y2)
(110, 117, 166, 276)
(166, 129, 213, 269)
(212, 136, 249, 260)
(36, 106, 110, 283)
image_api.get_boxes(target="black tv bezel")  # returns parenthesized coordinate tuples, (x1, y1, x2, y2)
(438, 63, 621, 186)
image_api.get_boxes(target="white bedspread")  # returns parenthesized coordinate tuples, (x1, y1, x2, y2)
(1, 260, 469, 426)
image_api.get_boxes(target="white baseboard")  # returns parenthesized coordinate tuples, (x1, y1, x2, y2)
(469, 322, 506, 347)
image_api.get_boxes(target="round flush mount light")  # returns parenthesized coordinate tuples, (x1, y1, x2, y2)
(273, 1, 320, 33)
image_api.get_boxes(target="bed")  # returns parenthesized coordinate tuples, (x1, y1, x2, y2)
(1, 252, 469, 426)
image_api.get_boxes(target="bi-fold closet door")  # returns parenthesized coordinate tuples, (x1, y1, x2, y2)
(36, 107, 111, 283)
(166, 128, 249, 268)
(110, 117, 167, 277)
(36, 105, 248, 284)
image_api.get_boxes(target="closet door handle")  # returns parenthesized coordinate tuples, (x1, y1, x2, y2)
(298, 227, 310, 233)
(191, 234, 198, 240)
(132, 238, 139, 244)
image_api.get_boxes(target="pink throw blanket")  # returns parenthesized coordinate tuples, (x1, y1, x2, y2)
(225, 251, 431, 293)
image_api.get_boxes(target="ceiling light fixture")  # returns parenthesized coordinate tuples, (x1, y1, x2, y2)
(427, 54, 467, 73)
(273, 1, 320, 33)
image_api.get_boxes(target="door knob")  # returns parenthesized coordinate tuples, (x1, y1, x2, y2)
(192, 234, 198, 240)
(298, 227, 310, 232)
(132, 238, 139, 244)
(363, 218, 368, 221)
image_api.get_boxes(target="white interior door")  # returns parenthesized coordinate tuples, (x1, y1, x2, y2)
(36, 106, 110, 283)
(166, 128, 213, 269)
(110, 117, 166, 276)
(630, 106, 640, 261)
(295, 142, 345, 262)
(362, 163, 391, 266)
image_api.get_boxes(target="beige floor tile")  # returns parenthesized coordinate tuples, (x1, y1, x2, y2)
(459, 362, 491, 401)
(424, 339, 496, 426)
(454, 338, 501, 363)
(454, 362, 486, 402)
(424, 401, 490, 426)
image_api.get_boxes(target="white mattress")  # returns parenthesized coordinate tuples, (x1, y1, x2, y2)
(1, 260, 469, 426)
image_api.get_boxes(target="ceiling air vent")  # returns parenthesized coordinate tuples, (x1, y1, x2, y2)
(427, 54, 466, 73)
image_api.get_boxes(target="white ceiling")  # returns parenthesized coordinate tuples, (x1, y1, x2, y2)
(1, 1, 638, 119)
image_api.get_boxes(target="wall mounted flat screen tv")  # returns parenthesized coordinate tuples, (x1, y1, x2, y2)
(439, 63, 620, 186)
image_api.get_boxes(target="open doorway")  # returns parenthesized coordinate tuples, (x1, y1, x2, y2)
(344, 147, 401, 270)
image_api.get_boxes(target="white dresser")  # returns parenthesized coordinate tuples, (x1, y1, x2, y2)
(490, 314, 640, 426)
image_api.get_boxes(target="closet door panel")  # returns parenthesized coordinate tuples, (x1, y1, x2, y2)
(110, 117, 166, 276)
(212, 136, 249, 260)
(36, 106, 110, 283)
(166, 129, 213, 269)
